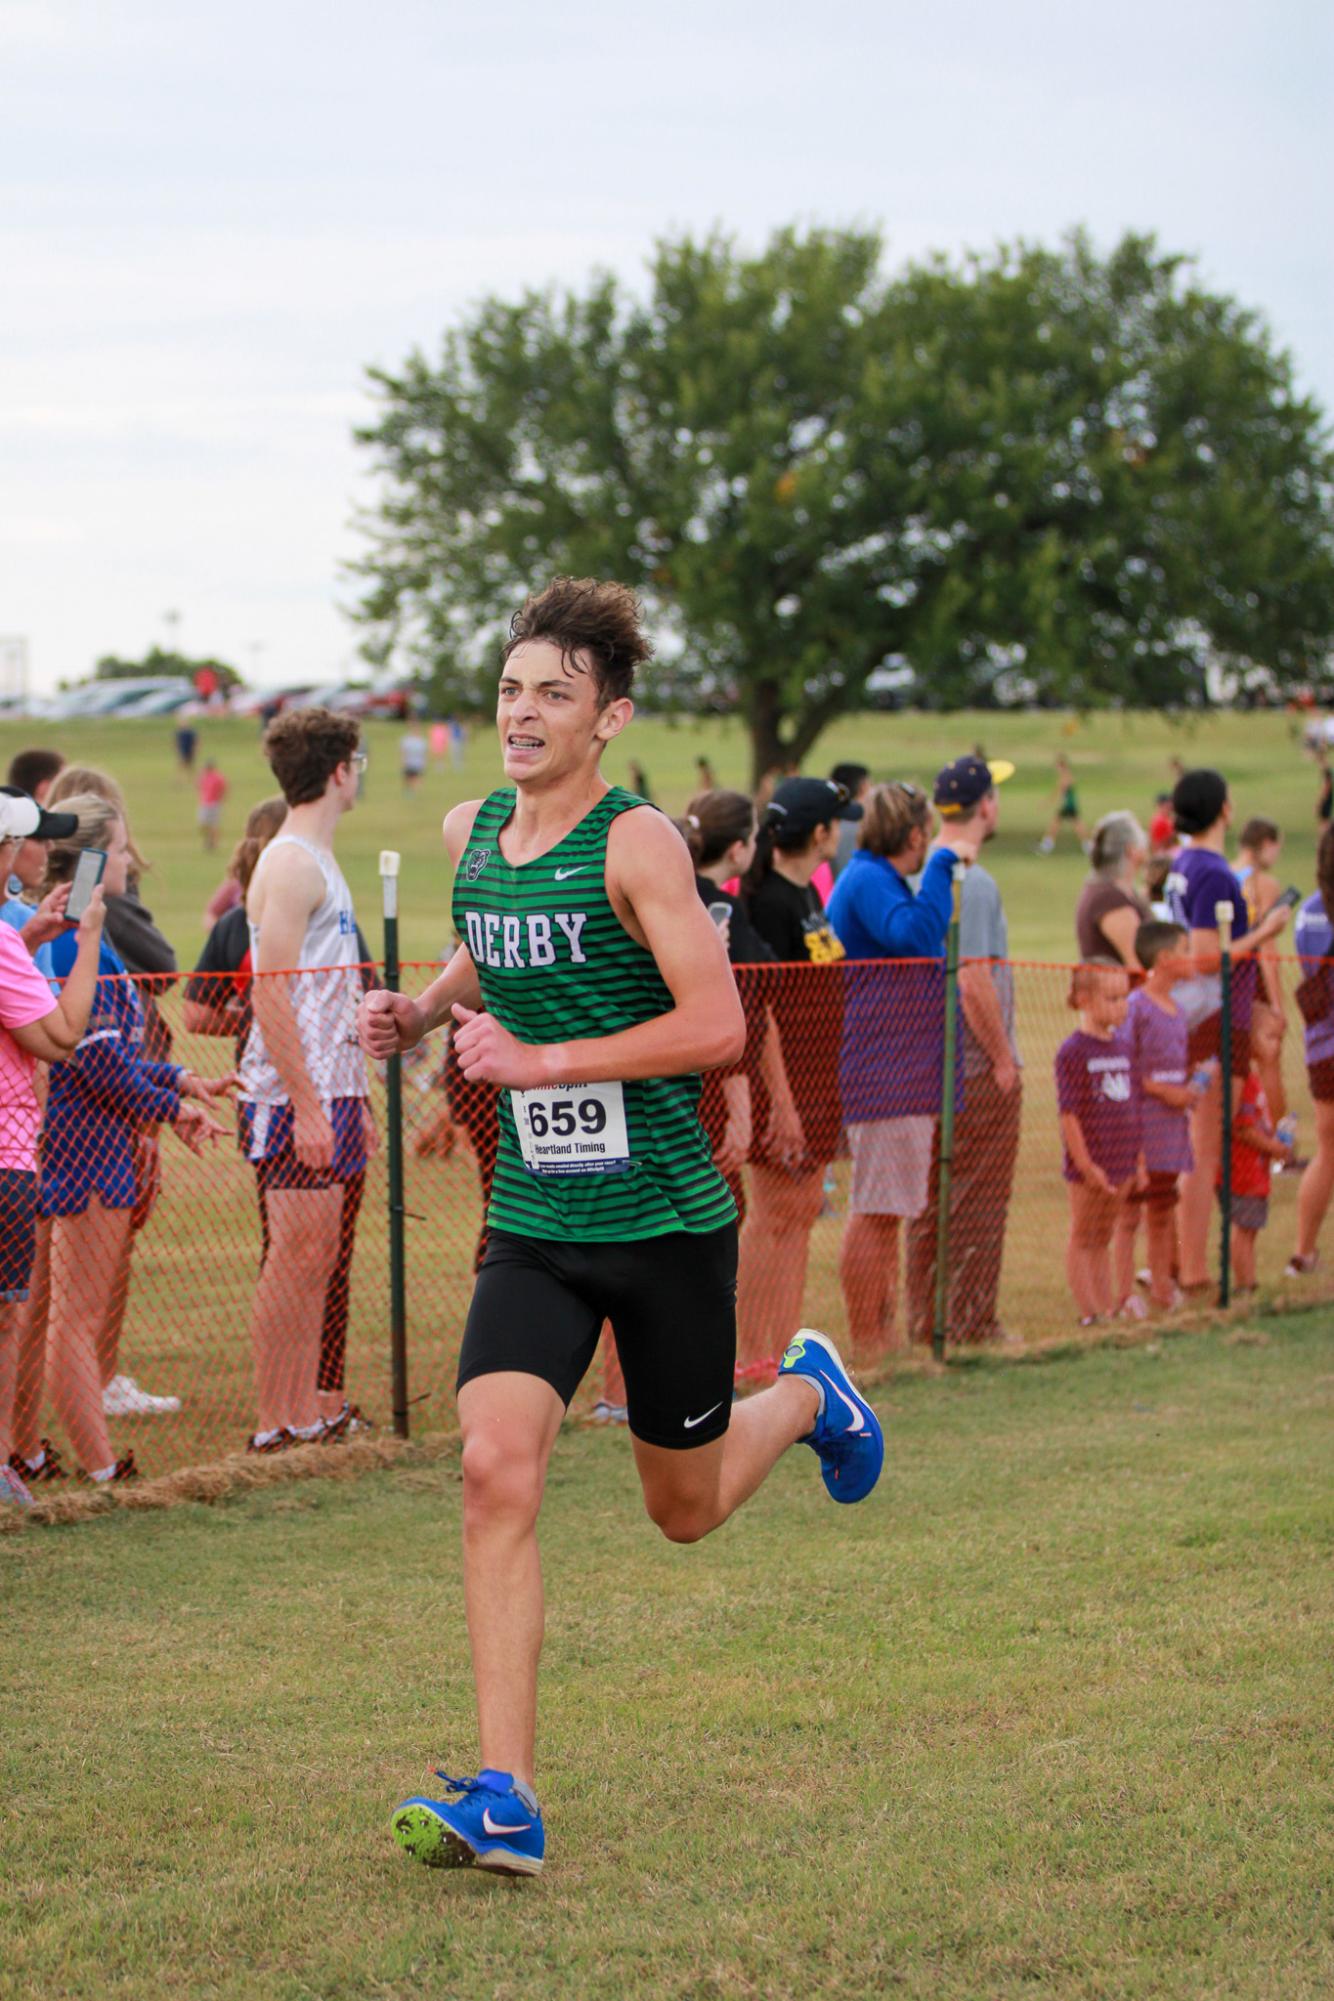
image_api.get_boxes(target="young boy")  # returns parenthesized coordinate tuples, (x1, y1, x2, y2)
(1117, 921, 1209, 1311)
(1056, 958, 1140, 1324)
(1221, 1009, 1293, 1292)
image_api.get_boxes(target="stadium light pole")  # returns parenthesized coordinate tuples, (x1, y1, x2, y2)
(932, 861, 966, 1362)
(381, 849, 410, 1436)
(1216, 900, 1233, 1310)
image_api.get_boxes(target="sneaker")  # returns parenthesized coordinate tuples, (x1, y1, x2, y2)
(102, 1374, 181, 1416)
(1118, 1294, 1149, 1321)
(391, 1769, 545, 1877)
(777, 1328, 884, 1504)
(590, 1400, 629, 1425)
(246, 1428, 297, 1454)
(316, 1402, 373, 1442)
(1284, 1252, 1320, 1278)
(0, 1464, 34, 1509)
(10, 1438, 67, 1483)
(76, 1451, 140, 1485)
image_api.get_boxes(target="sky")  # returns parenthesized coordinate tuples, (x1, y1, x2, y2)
(2, 0, 1330, 694)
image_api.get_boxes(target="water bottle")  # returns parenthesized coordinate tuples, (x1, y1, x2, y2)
(1276, 1116, 1297, 1151)
(1190, 1064, 1214, 1094)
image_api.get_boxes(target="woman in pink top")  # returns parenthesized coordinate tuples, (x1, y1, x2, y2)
(0, 790, 109, 1508)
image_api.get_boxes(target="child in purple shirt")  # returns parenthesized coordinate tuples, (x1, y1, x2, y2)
(1116, 921, 1212, 1312)
(1056, 960, 1139, 1324)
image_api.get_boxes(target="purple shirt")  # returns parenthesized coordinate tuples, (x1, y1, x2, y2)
(1127, 988, 1193, 1174)
(1295, 892, 1334, 1065)
(1164, 844, 1257, 1028)
(1056, 1025, 1139, 1186)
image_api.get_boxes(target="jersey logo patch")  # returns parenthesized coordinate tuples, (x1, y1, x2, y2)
(464, 849, 491, 881)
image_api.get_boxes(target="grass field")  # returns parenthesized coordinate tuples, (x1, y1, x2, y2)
(3, 1311, 1331, 1999)
(0, 706, 1329, 1484)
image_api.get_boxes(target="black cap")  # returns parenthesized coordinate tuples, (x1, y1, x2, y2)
(0, 785, 79, 842)
(764, 777, 864, 836)
(933, 755, 1016, 816)
(1171, 768, 1228, 837)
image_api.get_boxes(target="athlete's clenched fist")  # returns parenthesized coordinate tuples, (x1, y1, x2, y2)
(451, 1004, 551, 1089)
(357, 988, 426, 1058)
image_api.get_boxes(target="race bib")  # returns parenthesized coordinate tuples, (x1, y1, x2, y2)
(512, 1080, 631, 1177)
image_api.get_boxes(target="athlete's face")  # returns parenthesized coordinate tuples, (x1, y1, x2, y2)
(497, 640, 632, 786)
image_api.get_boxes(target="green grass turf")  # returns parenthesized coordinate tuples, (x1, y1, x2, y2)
(1, 1312, 1330, 1998)
(0, 706, 1329, 1479)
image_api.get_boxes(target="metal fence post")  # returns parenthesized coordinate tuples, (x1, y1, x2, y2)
(380, 850, 409, 1438)
(1216, 899, 1233, 1310)
(932, 862, 966, 1362)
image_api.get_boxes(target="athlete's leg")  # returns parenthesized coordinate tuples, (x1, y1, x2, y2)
(249, 1185, 342, 1435)
(632, 1375, 820, 1543)
(457, 1372, 565, 1788)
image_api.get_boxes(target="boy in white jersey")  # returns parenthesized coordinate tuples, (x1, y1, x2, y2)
(240, 708, 373, 1451)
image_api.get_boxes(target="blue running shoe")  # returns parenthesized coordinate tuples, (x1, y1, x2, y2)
(778, 1328, 884, 1503)
(391, 1768, 545, 1877)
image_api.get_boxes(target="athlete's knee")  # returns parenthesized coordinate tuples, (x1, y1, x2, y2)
(643, 1488, 719, 1545)
(460, 1429, 544, 1528)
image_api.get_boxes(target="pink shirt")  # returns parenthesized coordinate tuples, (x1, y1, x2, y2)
(0, 923, 58, 1171)
(199, 768, 228, 807)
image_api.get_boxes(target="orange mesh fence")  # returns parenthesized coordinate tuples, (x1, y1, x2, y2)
(4, 953, 1330, 1495)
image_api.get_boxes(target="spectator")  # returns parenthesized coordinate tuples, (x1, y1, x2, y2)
(0, 786, 90, 954)
(827, 764, 872, 881)
(738, 776, 860, 1366)
(0, 788, 105, 1507)
(1164, 769, 1291, 1291)
(1145, 854, 1173, 921)
(239, 710, 374, 1450)
(1037, 754, 1088, 855)
(175, 722, 198, 773)
(448, 715, 467, 768)
(828, 782, 978, 1357)
(695, 754, 718, 792)
(1115, 921, 1205, 1313)
(1148, 793, 1176, 854)
(1222, 1012, 1291, 1293)
(1234, 816, 1288, 1121)
(1075, 813, 1151, 967)
(45, 763, 181, 1414)
(6, 748, 64, 804)
(13, 800, 228, 1486)
(197, 759, 228, 851)
(1288, 827, 1334, 1276)
(1056, 959, 1139, 1325)
(1316, 744, 1332, 830)
(400, 727, 428, 791)
(628, 761, 653, 803)
(905, 755, 1022, 1347)
(186, 792, 373, 1435)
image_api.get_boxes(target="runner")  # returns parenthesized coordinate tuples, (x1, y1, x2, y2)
(358, 577, 883, 1880)
(1037, 754, 1089, 855)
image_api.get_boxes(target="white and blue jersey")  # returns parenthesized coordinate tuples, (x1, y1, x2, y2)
(40, 932, 182, 1216)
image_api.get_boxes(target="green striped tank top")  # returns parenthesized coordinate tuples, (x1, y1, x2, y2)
(452, 786, 736, 1243)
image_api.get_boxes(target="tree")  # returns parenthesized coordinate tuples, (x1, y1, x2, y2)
(352, 227, 1334, 784)
(95, 645, 242, 690)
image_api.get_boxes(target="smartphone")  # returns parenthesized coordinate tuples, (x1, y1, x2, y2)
(65, 848, 106, 922)
(1275, 885, 1304, 911)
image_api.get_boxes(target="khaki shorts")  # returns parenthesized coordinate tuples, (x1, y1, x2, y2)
(846, 1116, 936, 1217)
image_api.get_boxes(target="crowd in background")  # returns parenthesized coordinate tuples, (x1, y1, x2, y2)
(2, 717, 1334, 1492)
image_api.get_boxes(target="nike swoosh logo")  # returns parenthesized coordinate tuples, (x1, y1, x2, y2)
(683, 1401, 724, 1430)
(553, 866, 586, 880)
(482, 1809, 532, 1835)
(822, 1374, 865, 1433)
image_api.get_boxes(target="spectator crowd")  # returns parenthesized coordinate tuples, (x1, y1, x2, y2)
(2, 715, 1334, 1498)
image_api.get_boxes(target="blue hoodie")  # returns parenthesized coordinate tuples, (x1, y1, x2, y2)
(827, 846, 960, 1121)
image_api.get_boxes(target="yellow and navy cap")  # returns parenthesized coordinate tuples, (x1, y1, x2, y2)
(932, 755, 1015, 817)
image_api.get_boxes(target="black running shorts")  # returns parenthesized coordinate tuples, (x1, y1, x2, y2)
(457, 1223, 738, 1450)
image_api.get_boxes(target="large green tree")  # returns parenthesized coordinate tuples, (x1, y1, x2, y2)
(352, 227, 1334, 783)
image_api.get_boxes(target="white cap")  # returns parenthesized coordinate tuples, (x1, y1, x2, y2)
(0, 787, 80, 843)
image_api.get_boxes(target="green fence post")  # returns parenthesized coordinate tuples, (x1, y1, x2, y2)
(932, 862, 966, 1363)
(1216, 899, 1233, 1310)
(380, 849, 409, 1438)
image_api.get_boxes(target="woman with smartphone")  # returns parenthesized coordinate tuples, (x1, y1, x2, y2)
(11, 800, 230, 1485)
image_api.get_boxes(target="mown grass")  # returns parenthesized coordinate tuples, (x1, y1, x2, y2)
(3, 1312, 1331, 1999)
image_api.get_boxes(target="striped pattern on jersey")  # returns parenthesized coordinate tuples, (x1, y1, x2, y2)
(452, 786, 736, 1243)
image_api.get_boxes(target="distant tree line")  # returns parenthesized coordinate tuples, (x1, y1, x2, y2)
(352, 226, 1334, 783)
(94, 646, 242, 689)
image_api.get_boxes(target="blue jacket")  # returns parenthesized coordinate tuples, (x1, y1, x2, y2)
(828, 846, 959, 1122)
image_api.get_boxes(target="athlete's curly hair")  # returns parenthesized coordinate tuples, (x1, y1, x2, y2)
(263, 707, 361, 806)
(503, 577, 651, 705)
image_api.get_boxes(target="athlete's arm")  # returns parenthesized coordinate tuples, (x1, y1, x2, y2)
(452, 810, 745, 1088)
(250, 847, 332, 1167)
(357, 801, 484, 1058)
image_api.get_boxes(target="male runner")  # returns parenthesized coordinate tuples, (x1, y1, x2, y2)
(358, 577, 884, 1879)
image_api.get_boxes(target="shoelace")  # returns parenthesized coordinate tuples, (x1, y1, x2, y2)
(432, 1771, 494, 1799)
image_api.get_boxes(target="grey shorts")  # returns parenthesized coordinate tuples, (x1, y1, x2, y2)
(846, 1116, 936, 1217)
(1226, 1193, 1269, 1232)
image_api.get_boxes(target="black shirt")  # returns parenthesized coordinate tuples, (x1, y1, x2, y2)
(743, 869, 842, 965)
(694, 878, 774, 967)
